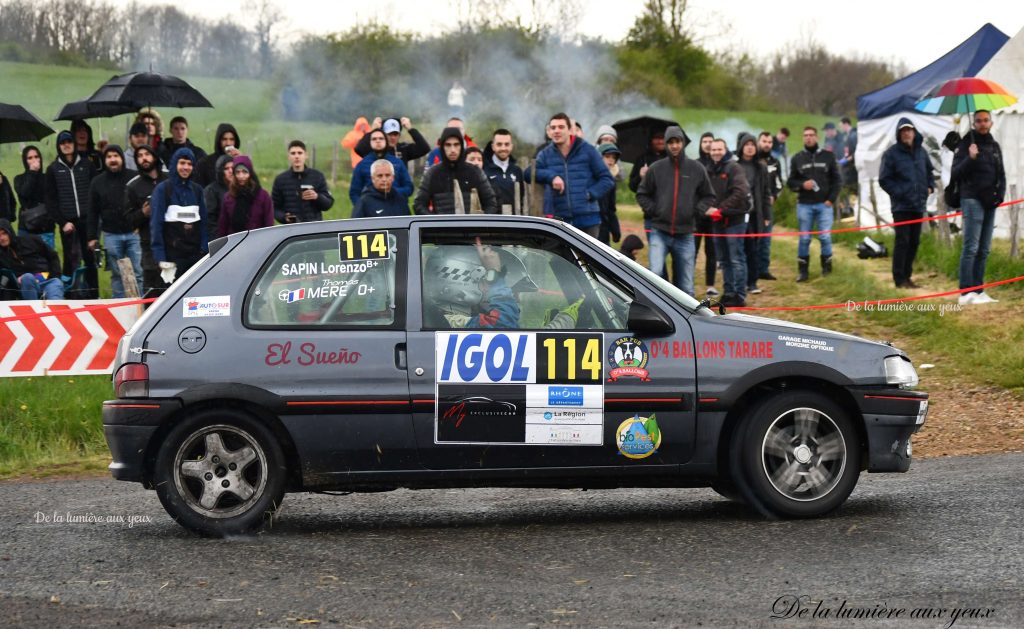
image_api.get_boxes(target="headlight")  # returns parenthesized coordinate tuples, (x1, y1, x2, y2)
(884, 356, 919, 389)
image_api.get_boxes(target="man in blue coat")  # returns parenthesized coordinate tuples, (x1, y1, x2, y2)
(348, 128, 413, 207)
(879, 119, 935, 289)
(530, 113, 615, 236)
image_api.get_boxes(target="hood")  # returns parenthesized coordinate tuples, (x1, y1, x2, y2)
(133, 145, 162, 173)
(664, 125, 691, 148)
(895, 117, 923, 149)
(213, 123, 241, 155)
(70, 119, 95, 150)
(354, 117, 370, 133)
(736, 132, 756, 160)
(168, 147, 197, 184)
(21, 145, 40, 171)
(595, 124, 617, 142)
(231, 154, 261, 189)
(0, 218, 13, 241)
(698, 131, 714, 160)
(102, 143, 126, 168)
(214, 153, 234, 187)
(438, 126, 465, 166)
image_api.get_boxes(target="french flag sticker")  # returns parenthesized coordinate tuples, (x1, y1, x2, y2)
(287, 288, 306, 303)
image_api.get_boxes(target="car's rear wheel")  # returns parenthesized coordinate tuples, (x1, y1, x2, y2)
(732, 391, 860, 518)
(154, 409, 287, 536)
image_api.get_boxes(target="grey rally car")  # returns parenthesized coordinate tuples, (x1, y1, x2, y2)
(103, 216, 928, 535)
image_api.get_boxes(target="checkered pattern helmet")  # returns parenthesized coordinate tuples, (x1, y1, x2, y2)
(424, 245, 488, 308)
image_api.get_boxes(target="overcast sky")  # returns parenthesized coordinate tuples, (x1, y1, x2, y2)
(123, 0, 1024, 71)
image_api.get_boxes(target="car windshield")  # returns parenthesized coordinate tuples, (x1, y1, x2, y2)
(571, 227, 707, 314)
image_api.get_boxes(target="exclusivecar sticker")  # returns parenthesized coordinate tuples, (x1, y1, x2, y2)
(616, 413, 662, 459)
(608, 336, 651, 381)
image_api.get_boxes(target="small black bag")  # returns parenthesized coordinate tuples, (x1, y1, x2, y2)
(19, 204, 51, 233)
(943, 180, 960, 210)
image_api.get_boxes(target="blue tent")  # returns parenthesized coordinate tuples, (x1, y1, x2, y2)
(856, 23, 1009, 120)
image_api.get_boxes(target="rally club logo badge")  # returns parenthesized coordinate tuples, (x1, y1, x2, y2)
(607, 336, 651, 381)
(616, 413, 661, 459)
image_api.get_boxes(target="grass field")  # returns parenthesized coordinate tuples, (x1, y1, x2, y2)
(2, 60, 1021, 477)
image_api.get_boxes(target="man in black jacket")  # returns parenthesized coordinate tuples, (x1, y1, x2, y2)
(355, 117, 431, 166)
(159, 116, 207, 167)
(635, 126, 715, 297)
(736, 133, 772, 295)
(45, 130, 97, 295)
(124, 145, 167, 293)
(482, 129, 525, 214)
(271, 140, 335, 224)
(0, 218, 64, 300)
(756, 131, 783, 281)
(952, 110, 1005, 305)
(879, 119, 935, 289)
(87, 145, 141, 298)
(352, 160, 411, 218)
(707, 139, 751, 307)
(628, 130, 667, 193)
(414, 127, 497, 215)
(195, 123, 241, 188)
(787, 126, 842, 281)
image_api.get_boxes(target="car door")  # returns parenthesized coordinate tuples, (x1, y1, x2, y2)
(405, 220, 697, 472)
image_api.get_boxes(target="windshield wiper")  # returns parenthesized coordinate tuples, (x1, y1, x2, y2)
(696, 297, 727, 315)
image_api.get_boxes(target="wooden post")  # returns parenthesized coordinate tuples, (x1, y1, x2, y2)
(934, 193, 952, 248)
(867, 178, 883, 228)
(117, 258, 140, 298)
(311, 144, 317, 169)
(470, 189, 482, 214)
(1010, 184, 1020, 260)
(331, 142, 339, 187)
(511, 181, 520, 215)
(453, 179, 465, 214)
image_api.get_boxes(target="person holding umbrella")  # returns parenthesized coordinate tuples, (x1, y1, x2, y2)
(952, 110, 1005, 305)
(150, 147, 208, 282)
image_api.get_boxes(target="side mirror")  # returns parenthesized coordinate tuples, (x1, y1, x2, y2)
(627, 300, 674, 336)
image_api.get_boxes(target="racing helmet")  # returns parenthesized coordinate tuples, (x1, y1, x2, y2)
(424, 245, 488, 309)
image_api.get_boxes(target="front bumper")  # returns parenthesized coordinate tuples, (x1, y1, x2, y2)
(852, 388, 928, 472)
(102, 399, 182, 483)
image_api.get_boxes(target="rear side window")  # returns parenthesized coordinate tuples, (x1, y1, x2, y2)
(246, 230, 399, 328)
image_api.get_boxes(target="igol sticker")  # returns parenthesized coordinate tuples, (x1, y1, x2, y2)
(608, 336, 651, 381)
(616, 413, 661, 459)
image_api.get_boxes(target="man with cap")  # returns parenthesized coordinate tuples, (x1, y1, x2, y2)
(45, 130, 98, 295)
(124, 145, 167, 293)
(87, 145, 141, 297)
(355, 116, 431, 166)
(879, 118, 935, 290)
(635, 126, 716, 297)
(123, 122, 152, 173)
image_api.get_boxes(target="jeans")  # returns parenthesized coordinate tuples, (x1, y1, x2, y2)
(103, 232, 143, 298)
(18, 273, 65, 300)
(958, 198, 995, 292)
(796, 202, 833, 258)
(693, 215, 717, 286)
(891, 210, 923, 285)
(745, 217, 767, 288)
(713, 220, 748, 298)
(58, 220, 98, 297)
(758, 213, 773, 275)
(648, 229, 696, 296)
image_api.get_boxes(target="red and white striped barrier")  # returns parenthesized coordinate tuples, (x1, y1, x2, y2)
(0, 300, 142, 377)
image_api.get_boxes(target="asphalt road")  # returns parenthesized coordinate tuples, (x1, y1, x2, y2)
(1, 453, 1022, 628)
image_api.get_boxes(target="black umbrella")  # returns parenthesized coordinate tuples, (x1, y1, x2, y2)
(85, 71, 213, 109)
(611, 115, 680, 163)
(55, 99, 138, 121)
(0, 102, 56, 143)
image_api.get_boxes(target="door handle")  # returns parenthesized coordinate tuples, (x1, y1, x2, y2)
(395, 343, 407, 370)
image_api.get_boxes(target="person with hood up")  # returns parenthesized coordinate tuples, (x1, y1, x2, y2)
(87, 145, 140, 297)
(14, 146, 55, 248)
(352, 160, 411, 218)
(71, 119, 103, 170)
(879, 118, 935, 290)
(1, 165, 16, 225)
(45, 130, 98, 294)
(706, 138, 751, 307)
(355, 117, 431, 166)
(596, 143, 622, 245)
(415, 126, 497, 215)
(694, 131, 719, 295)
(482, 129, 526, 213)
(272, 140, 335, 224)
(204, 154, 233, 231)
(217, 155, 273, 238)
(349, 128, 414, 207)
(635, 126, 716, 297)
(195, 123, 242, 188)
(736, 133, 773, 296)
(628, 129, 667, 194)
(341, 117, 372, 169)
(124, 145, 167, 293)
(787, 126, 842, 282)
(530, 113, 614, 235)
(0, 219, 64, 300)
(151, 147, 208, 281)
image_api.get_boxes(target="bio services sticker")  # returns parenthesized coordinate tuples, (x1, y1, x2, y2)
(183, 296, 231, 318)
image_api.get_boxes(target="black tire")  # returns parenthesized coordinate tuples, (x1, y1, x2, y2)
(710, 479, 745, 503)
(154, 408, 288, 536)
(731, 391, 860, 518)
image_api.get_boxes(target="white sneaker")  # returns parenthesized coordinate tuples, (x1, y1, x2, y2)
(706, 287, 720, 296)
(958, 292, 977, 306)
(973, 292, 999, 304)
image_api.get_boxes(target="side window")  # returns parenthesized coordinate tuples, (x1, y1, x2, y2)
(246, 230, 399, 327)
(420, 229, 632, 331)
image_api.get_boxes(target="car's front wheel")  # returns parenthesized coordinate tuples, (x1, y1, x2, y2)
(154, 409, 287, 536)
(732, 391, 860, 518)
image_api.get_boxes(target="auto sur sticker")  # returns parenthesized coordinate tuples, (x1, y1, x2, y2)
(182, 296, 230, 317)
(616, 413, 661, 459)
(608, 336, 651, 381)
